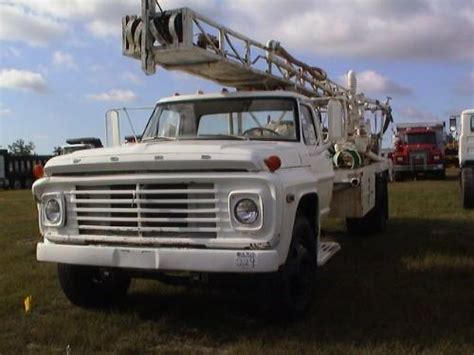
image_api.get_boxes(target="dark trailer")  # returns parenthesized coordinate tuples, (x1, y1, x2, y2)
(0, 150, 51, 189)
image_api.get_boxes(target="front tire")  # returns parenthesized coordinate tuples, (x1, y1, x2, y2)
(273, 216, 317, 317)
(57, 264, 131, 308)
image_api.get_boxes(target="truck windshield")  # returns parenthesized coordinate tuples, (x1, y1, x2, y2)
(406, 132, 436, 145)
(142, 98, 298, 141)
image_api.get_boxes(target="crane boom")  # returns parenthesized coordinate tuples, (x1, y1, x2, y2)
(123, 2, 369, 99)
(122, 0, 393, 141)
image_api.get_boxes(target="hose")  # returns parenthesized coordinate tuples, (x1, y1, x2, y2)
(333, 149, 362, 169)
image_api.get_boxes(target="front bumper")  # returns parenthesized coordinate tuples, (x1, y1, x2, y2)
(393, 163, 444, 172)
(37, 242, 279, 273)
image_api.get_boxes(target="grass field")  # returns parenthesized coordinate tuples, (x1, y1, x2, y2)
(1, 172, 473, 353)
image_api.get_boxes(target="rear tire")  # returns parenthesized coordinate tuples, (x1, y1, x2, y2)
(346, 172, 388, 235)
(57, 264, 131, 308)
(461, 167, 474, 209)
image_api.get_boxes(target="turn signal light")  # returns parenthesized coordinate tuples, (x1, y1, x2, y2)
(33, 164, 44, 179)
(264, 155, 281, 172)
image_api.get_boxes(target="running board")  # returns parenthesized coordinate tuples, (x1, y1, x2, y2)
(318, 241, 341, 266)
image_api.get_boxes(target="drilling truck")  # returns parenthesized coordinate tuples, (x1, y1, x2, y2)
(32, 1, 394, 315)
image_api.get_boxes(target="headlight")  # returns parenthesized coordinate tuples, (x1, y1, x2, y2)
(42, 194, 65, 227)
(433, 155, 440, 161)
(45, 199, 61, 223)
(396, 156, 404, 162)
(234, 198, 259, 224)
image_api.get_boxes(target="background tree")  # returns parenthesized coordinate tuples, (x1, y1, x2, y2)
(8, 139, 35, 156)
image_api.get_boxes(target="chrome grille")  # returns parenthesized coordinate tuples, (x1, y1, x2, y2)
(409, 151, 427, 170)
(68, 183, 222, 238)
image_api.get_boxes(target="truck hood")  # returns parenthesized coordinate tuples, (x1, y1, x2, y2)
(44, 140, 304, 175)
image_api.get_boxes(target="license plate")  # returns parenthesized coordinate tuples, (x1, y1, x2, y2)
(235, 252, 256, 270)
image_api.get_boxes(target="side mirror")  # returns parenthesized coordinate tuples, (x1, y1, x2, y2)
(327, 99, 344, 141)
(105, 110, 121, 147)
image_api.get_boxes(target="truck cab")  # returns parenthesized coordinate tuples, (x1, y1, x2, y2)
(33, 91, 348, 314)
(392, 123, 446, 180)
(458, 109, 474, 208)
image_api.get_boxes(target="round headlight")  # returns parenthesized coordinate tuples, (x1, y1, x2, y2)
(45, 199, 61, 223)
(234, 198, 259, 224)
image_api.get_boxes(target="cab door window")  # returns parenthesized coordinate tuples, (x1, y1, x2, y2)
(300, 105, 318, 145)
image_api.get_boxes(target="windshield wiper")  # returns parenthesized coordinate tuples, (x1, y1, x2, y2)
(141, 136, 177, 142)
(181, 134, 247, 141)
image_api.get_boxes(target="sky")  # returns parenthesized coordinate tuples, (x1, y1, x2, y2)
(0, 0, 473, 154)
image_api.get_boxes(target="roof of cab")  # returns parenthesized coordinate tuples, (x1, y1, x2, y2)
(156, 90, 309, 104)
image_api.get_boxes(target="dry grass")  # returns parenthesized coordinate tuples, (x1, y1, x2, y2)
(0, 170, 473, 353)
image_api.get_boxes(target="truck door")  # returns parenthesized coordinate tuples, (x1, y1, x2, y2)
(299, 103, 334, 216)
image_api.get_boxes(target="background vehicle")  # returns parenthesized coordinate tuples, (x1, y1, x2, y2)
(60, 137, 103, 155)
(451, 109, 474, 208)
(391, 122, 446, 180)
(32, 2, 394, 315)
(0, 149, 51, 189)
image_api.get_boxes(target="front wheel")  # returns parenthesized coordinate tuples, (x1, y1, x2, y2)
(57, 264, 131, 308)
(272, 216, 317, 317)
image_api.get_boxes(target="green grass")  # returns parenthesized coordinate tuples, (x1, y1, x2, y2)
(1, 172, 473, 353)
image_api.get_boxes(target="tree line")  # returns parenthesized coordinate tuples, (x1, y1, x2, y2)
(6, 139, 61, 156)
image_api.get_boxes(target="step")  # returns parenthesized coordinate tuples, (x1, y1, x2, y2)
(318, 241, 341, 266)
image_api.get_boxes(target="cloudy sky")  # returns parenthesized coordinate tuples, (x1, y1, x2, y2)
(0, 0, 473, 154)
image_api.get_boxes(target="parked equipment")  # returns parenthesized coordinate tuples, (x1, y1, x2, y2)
(391, 122, 446, 180)
(32, 1, 395, 315)
(450, 109, 474, 208)
(0, 150, 50, 189)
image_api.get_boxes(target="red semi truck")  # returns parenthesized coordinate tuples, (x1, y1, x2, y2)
(391, 122, 446, 180)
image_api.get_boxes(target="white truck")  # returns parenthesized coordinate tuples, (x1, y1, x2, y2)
(32, 3, 393, 315)
(456, 109, 474, 208)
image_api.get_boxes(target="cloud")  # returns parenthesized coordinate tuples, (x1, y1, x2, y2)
(122, 72, 143, 84)
(8, 0, 139, 39)
(454, 71, 474, 96)
(0, 46, 21, 59)
(86, 89, 137, 102)
(0, 3, 67, 46)
(0, 103, 13, 117)
(398, 106, 441, 123)
(3, 0, 472, 61)
(339, 70, 412, 96)
(223, 0, 474, 61)
(0, 69, 49, 93)
(52, 51, 78, 70)
(4, 0, 473, 61)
